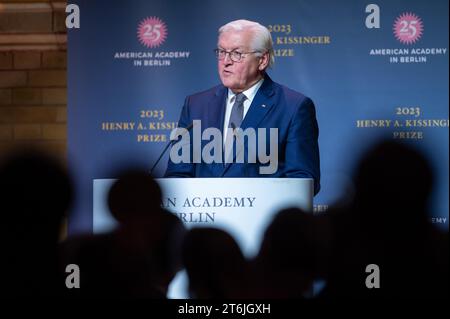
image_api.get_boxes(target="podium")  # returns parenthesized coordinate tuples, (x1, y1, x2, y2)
(93, 177, 313, 298)
(94, 177, 313, 256)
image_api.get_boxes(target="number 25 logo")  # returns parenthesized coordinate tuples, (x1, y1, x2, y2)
(143, 24, 161, 41)
(399, 20, 417, 38)
(394, 13, 423, 45)
(138, 17, 168, 48)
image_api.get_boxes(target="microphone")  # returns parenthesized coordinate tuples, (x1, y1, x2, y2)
(150, 122, 193, 175)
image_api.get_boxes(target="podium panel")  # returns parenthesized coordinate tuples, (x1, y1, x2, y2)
(93, 177, 313, 298)
(94, 177, 313, 256)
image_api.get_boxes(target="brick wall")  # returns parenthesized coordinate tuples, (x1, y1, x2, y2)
(0, 1, 67, 160)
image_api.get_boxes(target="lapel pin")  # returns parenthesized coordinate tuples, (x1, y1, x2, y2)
(261, 104, 266, 108)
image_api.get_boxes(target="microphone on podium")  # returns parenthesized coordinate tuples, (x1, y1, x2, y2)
(150, 122, 194, 175)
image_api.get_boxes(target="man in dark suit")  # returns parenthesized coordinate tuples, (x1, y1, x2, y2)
(165, 19, 320, 195)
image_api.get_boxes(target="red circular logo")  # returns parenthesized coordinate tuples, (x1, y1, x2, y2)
(393, 13, 424, 45)
(137, 17, 168, 48)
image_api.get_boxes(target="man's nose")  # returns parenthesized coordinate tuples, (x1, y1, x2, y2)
(223, 52, 234, 64)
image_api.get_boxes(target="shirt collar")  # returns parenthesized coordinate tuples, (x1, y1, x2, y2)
(227, 78, 264, 103)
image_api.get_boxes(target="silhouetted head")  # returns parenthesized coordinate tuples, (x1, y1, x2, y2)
(352, 139, 433, 224)
(182, 227, 247, 298)
(255, 208, 316, 297)
(259, 208, 316, 272)
(0, 149, 72, 235)
(0, 148, 73, 296)
(107, 169, 162, 224)
(319, 140, 446, 299)
(149, 210, 187, 291)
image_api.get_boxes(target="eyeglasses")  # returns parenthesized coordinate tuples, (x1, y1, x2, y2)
(214, 48, 259, 62)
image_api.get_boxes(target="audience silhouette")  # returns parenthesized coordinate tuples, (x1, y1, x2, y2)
(60, 168, 185, 298)
(0, 149, 73, 297)
(318, 140, 448, 298)
(1, 139, 447, 299)
(251, 208, 317, 298)
(182, 227, 249, 299)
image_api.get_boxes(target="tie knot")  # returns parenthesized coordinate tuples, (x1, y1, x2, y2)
(234, 93, 246, 104)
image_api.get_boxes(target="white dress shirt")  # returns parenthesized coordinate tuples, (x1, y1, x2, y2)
(223, 78, 264, 145)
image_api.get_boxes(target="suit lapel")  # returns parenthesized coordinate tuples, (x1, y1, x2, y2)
(205, 86, 227, 175)
(220, 74, 276, 176)
(207, 86, 227, 131)
(240, 78, 275, 131)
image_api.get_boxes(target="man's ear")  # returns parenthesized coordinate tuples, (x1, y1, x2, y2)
(258, 52, 270, 71)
